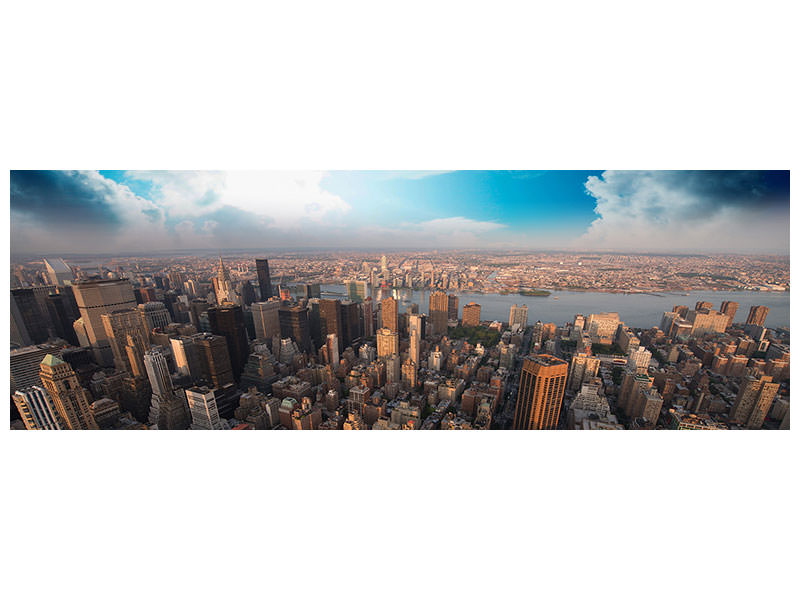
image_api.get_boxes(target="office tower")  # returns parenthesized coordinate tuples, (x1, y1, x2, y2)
(340, 300, 361, 348)
(512, 355, 568, 430)
(72, 277, 138, 366)
(409, 331, 421, 366)
(509, 304, 529, 332)
(633, 388, 664, 427)
(255, 259, 273, 301)
(278, 305, 312, 353)
(447, 294, 459, 322)
(746, 305, 769, 327)
(13, 386, 63, 430)
(207, 304, 249, 380)
(185, 386, 223, 430)
(345, 279, 369, 302)
(386, 354, 401, 385)
(361, 298, 374, 338)
(138, 301, 170, 333)
(377, 328, 399, 359)
(462, 302, 481, 327)
(144, 347, 171, 423)
(408, 313, 426, 340)
(101, 308, 150, 375)
(170, 336, 202, 379)
(429, 291, 449, 336)
(382, 296, 399, 333)
(10, 343, 65, 393)
(11, 288, 51, 344)
(43, 257, 73, 286)
(252, 299, 281, 340)
(319, 299, 343, 351)
(38, 354, 99, 430)
(585, 312, 620, 343)
(695, 301, 713, 311)
(325, 334, 340, 366)
(618, 368, 655, 418)
(10, 291, 33, 347)
(729, 375, 780, 429)
(238, 280, 257, 306)
(380, 254, 388, 272)
(195, 334, 235, 388)
(44, 292, 79, 345)
(189, 298, 211, 330)
(566, 352, 600, 392)
(720, 301, 739, 327)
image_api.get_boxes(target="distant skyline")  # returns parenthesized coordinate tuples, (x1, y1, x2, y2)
(10, 170, 790, 254)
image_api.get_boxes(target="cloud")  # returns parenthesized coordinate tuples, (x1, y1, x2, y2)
(575, 170, 789, 253)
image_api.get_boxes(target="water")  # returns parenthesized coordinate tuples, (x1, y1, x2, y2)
(321, 285, 790, 329)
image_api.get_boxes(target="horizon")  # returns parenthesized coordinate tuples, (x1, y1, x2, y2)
(10, 170, 791, 255)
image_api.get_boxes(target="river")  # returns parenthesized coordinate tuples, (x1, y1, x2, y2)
(320, 285, 790, 329)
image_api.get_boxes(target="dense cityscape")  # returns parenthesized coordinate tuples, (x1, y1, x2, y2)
(10, 251, 790, 430)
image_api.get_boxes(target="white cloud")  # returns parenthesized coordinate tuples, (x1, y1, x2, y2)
(574, 170, 789, 253)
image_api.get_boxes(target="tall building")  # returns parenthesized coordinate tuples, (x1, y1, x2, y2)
(213, 257, 238, 305)
(38, 354, 98, 430)
(447, 294, 459, 322)
(71, 277, 138, 366)
(43, 257, 73, 286)
(340, 300, 361, 349)
(730, 375, 780, 429)
(695, 301, 713, 311)
(325, 334, 340, 366)
(278, 305, 312, 353)
(409, 330, 421, 366)
(746, 305, 769, 327)
(566, 352, 600, 392)
(462, 302, 481, 327)
(138, 301, 171, 333)
(101, 309, 150, 376)
(13, 386, 63, 430)
(256, 259, 273, 301)
(361, 298, 374, 338)
(207, 304, 250, 380)
(382, 296, 399, 333)
(319, 299, 343, 351)
(429, 291, 449, 336)
(377, 328, 399, 359)
(252, 299, 281, 340)
(345, 279, 369, 302)
(720, 301, 739, 328)
(11, 288, 51, 344)
(509, 304, 529, 332)
(195, 334, 235, 388)
(408, 313, 426, 340)
(685, 309, 729, 335)
(45, 292, 79, 345)
(585, 312, 620, 343)
(513, 355, 568, 430)
(185, 386, 223, 430)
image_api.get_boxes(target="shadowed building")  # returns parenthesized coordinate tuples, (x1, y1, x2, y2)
(512, 354, 568, 430)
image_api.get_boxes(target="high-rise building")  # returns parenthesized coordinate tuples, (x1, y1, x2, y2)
(408, 313, 426, 340)
(45, 292, 79, 346)
(252, 299, 281, 340)
(720, 301, 739, 328)
(447, 294, 459, 322)
(38, 354, 98, 430)
(509, 304, 529, 332)
(213, 257, 238, 305)
(207, 304, 250, 380)
(409, 330, 421, 366)
(345, 279, 369, 302)
(361, 298, 374, 338)
(401, 358, 418, 390)
(730, 375, 780, 429)
(138, 301, 171, 333)
(340, 300, 361, 349)
(585, 312, 620, 343)
(195, 334, 235, 388)
(461, 302, 481, 327)
(382, 296, 399, 333)
(685, 309, 729, 335)
(512, 355, 568, 430)
(13, 386, 64, 430)
(325, 334, 340, 367)
(746, 305, 769, 327)
(429, 291, 449, 336)
(256, 259, 273, 301)
(318, 299, 343, 351)
(101, 308, 150, 376)
(695, 301, 713, 311)
(185, 386, 223, 430)
(43, 257, 73, 286)
(566, 352, 600, 392)
(278, 305, 312, 353)
(11, 288, 51, 344)
(377, 328, 399, 359)
(71, 277, 138, 366)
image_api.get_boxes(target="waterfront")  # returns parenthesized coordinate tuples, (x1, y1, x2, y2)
(321, 285, 790, 329)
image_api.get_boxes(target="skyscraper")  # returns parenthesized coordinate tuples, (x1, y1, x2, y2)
(429, 291, 448, 336)
(252, 299, 281, 340)
(43, 257, 73, 286)
(462, 302, 481, 327)
(319, 299, 343, 351)
(382, 296, 399, 333)
(195, 334, 235, 388)
(566, 352, 600, 392)
(278, 305, 312, 353)
(509, 304, 529, 332)
(447, 294, 459, 322)
(207, 304, 250, 380)
(512, 355, 568, 430)
(730, 375, 780, 429)
(340, 300, 362, 349)
(185, 386, 223, 430)
(11, 288, 51, 344)
(345, 279, 369, 302)
(38, 354, 98, 430)
(720, 301, 739, 327)
(256, 259, 273, 301)
(72, 277, 138, 366)
(101, 308, 150, 376)
(746, 305, 769, 327)
(144, 347, 189, 430)
(213, 257, 238, 305)
(13, 386, 64, 430)
(377, 328, 399, 359)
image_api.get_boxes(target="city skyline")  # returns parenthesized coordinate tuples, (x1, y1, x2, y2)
(10, 170, 791, 255)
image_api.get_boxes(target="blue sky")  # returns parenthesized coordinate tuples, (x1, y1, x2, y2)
(9, 170, 790, 254)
